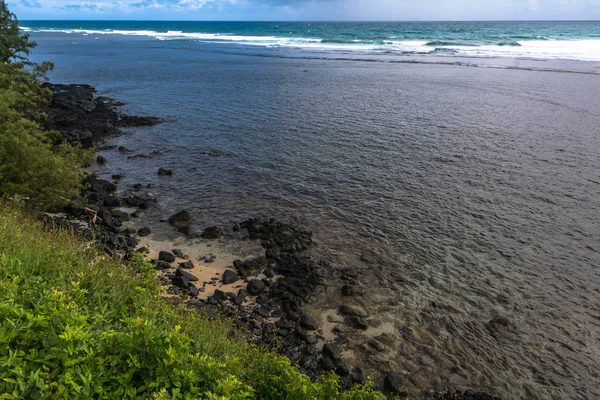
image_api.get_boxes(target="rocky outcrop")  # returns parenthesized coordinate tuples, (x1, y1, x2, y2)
(42, 83, 160, 148)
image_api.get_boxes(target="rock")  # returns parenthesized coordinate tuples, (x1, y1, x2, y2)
(276, 320, 295, 330)
(158, 167, 172, 176)
(299, 314, 319, 330)
(138, 226, 151, 237)
(111, 174, 124, 180)
(347, 316, 368, 330)
(213, 290, 227, 301)
(232, 223, 241, 232)
(97, 155, 107, 164)
(383, 372, 405, 394)
(335, 362, 350, 377)
(341, 285, 355, 296)
(172, 249, 184, 258)
(155, 261, 171, 270)
(305, 335, 318, 345)
(263, 269, 275, 278)
(172, 275, 190, 290)
(176, 267, 198, 282)
(179, 261, 194, 269)
(237, 288, 248, 299)
(320, 356, 335, 371)
(168, 210, 193, 228)
(368, 339, 386, 352)
(118, 114, 161, 127)
(135, 247, 149, 254)
(247, 279, 265, 295)
(322, 343, 341, 360)
(178, 225, 194, 235)
(189, 285, 199, 297)
(201, 226, 224, 239)
(338, 304, 367, 318)
(159, 251, 176, 263)
(222, 270, 239, 285)
(92, 179, 117, 195)
(351, 367, 366, 384)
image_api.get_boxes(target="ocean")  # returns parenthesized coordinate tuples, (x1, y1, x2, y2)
(25, 21, 600, 399)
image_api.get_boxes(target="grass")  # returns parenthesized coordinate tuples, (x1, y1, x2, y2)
(0, 205, 385, 399)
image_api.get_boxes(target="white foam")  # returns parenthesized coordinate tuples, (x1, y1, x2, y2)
(22, 26, 600, 62)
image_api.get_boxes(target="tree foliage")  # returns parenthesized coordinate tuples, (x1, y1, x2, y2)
(0, 0, 89, 210)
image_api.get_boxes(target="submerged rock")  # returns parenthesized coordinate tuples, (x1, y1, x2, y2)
(168, 210, 193, 228)
(158, 167, 172, 176)
(201, 225, 224, 239)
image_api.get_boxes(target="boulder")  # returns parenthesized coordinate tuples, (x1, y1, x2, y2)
(172, 275, 190, 290)
(247, 279, 266, 295)
(159, 251, 176, 263)
(351, 367, 366, 384)
(338, 304, 367, 318)
(138, 226, 151, 237)
(155, 261, 171, 270)
(172, 249, 184, 258)
(201, 226, 224, 239)
(322, 343, 341, 360)
(320, 356, 335, 371)
(175, 267, 198, 282)
(168, 210, 192, 228)
(222, 269, 239, 285)
(179, 261, 194, 269)
(189, 284, 199, 297)
(347, 316, 368, 330)
(383, 373, 405, 394)
(341, 285, 355, 296)
(158, 167, 172, 176)
(213, 289, 227, 301)
(299, 314, 319, 330)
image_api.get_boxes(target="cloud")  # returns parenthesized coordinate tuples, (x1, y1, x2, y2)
(18, 0, 41, 7)
(9, 0, 600, 20)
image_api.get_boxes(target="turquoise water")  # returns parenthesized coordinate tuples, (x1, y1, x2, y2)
(22, 20, 600, 61)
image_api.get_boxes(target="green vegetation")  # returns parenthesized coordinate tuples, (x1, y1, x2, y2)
(0, 206, 385, 399)
(0, 1, 91, 210)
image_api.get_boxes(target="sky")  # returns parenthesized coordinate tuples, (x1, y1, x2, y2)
(9, 0, 600, 21)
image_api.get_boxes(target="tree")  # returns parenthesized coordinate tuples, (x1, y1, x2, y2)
(0, 1, 90, 210)
(0, 0, 52, 76)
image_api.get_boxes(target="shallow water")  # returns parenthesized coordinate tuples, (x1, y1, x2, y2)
(30, 32, 600, 398)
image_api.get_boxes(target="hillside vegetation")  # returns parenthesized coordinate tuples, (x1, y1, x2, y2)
(0, 0, 90, 210)
(0, 206, 384, 399)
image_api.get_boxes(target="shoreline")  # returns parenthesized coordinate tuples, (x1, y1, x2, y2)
(41, 82, 501, 399)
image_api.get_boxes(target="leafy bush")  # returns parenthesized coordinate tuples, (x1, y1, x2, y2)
(0, 1, 90, 210)
(0, 206, 385, 399)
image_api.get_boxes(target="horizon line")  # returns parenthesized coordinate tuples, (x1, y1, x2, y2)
(19, 19, 600, 23)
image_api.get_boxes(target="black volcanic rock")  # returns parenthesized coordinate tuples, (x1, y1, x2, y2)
(159, 251, 176, 263)
(247, 279, 266, 295)
(222, 269, 239, 285)
(383, 373, 405, 394)
(42, 83, 161, 148)
(168, 210, 192, 228)
(201, 226, 224, 239)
